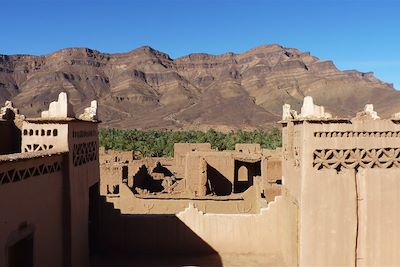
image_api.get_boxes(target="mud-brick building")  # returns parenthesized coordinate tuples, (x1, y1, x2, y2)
(282, 98, 400, 266)
(0, 93, 100, 267)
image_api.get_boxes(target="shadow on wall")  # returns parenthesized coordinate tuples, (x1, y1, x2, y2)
(0, 109, 21, 155)
(91, 196, 223, 267)
(132, 165, 163, 193)
(152, 162, 173, 177)
(206, 164, 232, 196)
(234, 160, 261, 193)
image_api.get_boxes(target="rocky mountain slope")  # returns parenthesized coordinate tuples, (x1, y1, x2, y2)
(0, 44, 398, 130)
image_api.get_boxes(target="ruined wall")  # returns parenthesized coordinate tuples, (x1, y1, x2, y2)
(174, 143, 212, 175)
(235, 143, 261, 154)
(99, 148, 134, 164)
(109, 184, 260, 214)
(100, 163, 123, 196)
(262, 158, 282, 202)
(185, 152, 234, 196)
(0, 153, 66, 267)
(184, 154, 203, 195)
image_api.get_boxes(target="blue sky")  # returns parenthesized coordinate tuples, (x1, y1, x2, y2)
(2, 0, 399, 88)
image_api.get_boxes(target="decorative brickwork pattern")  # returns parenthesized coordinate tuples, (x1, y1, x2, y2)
(314, 131, 400, 138)
(313, 148, 400, 170)
(0, 161, 62, 185)
(24, 144, 54, 152)
(72, 141, 98, 166)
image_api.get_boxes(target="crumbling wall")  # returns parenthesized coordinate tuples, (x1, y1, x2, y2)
(99, 148, 134, 164)
(233, 160, 261, 193)
(106, 184, 260, 214)
(262, 155, 282, 202)
(174, 143, 212, 175)
(235, 143, 261, 154)
(100, 163, 123, 196)
(185, 152, 234, 196)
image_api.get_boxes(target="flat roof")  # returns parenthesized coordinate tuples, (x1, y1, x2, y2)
(25, 117, 100, 124)
(0, 149, 68, 163)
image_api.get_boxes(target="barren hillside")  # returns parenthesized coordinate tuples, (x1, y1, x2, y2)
(0, 44, 398, 130)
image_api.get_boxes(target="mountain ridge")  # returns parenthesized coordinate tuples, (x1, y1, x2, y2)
(0, 44, 398, 130)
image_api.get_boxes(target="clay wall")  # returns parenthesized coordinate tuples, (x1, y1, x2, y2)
(100, 148, 134, 164)
(282, 118, 400, 266)
(21, 121, 69, 153)
(174, 143, 212, 174)
(108, 183, 261, 214)
(67, 121, 100, 267)
(0, 152, 67, 267)
(100, 163, 123, 196)
(262, 150, 282, 202)
(185, 151, 234, 196)
(96, 193, 297, 266)
(235, 143, 261, 154)
(356, 168, 400, 265)
(0, 120, 21, 155)
(0, 120, 13, 155)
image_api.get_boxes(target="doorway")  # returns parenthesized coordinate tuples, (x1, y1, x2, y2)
(8, 234, 34, 267)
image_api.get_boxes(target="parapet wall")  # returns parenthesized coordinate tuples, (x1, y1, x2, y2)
(97, 194, 297, 266)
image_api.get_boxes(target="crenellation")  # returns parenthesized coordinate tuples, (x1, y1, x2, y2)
(78, 100, 98, 121)
(41, 92, 75, 119)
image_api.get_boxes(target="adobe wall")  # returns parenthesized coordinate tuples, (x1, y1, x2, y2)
(100, 163, 123, 196)
(21, 121, 69, 152)
(174, 143, 212, 174)
(261, 150, 282, 202)
(67, 121, 100, 267)
(0, 120, 21, 155)
(185, 151, 234, 196)
(356, 168, 400, 265)
(109, 183, 262, 214)
(262, 148, 282, 182)
(283, 118, 400, 266)
(100, 148, 134, 164)
(0, 120, 13, 155)
(97, 193, 297, 266)
(0, 153, 66, 267)
(235, 143, 261, 154)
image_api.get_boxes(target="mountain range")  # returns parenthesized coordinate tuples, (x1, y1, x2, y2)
(0, 44, 398, 130)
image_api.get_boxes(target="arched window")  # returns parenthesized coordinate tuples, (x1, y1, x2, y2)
(238, 165, 248, 181)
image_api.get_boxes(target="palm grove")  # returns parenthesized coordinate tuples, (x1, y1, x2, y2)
(99, 128, 282, 157)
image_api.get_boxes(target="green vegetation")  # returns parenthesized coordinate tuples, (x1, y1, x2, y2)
(99, 128, 282, 157)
